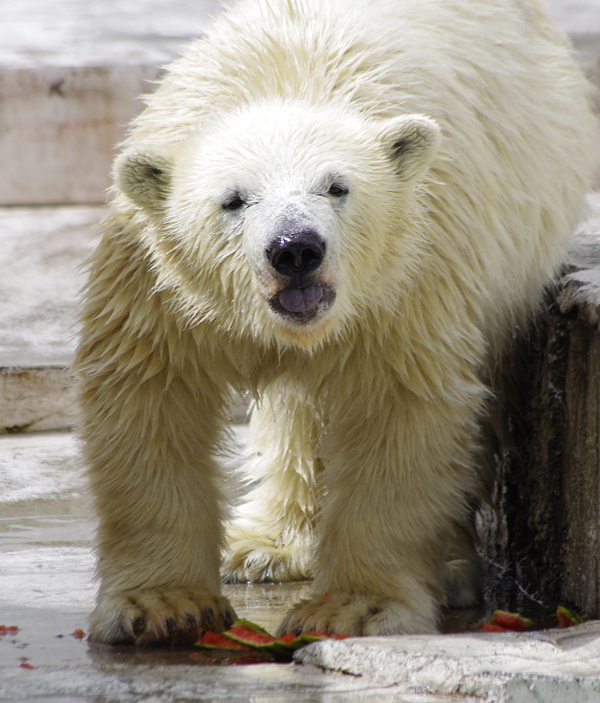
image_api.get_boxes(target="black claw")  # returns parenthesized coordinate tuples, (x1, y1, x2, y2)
(186, 613, 199, 629)
(221, 609, 234, 630)
(202, 607, 215, 626)
(165, 617, 177, 634)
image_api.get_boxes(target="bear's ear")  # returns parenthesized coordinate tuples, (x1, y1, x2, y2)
(377, 115, 441, 182)
(114, 148, 174, 211)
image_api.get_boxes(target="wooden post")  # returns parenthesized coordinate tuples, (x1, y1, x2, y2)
(478, 198, 600, 619)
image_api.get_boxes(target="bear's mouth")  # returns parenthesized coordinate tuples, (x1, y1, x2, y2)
(279, 286, 323, 313)
(269, 286, 336, 323)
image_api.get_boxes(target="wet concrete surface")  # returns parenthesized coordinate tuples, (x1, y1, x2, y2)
(3, 427, 577, 703)
(0, 429, 464, 702)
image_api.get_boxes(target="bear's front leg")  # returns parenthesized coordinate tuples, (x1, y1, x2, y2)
(224, 391, 321, 583)
(76, 235, 236, 646)
(278, 382, 484, 636)
(81, 364, 236, 645)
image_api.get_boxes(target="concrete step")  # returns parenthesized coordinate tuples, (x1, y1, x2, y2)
(0, 205, 100, 432)
(0, 66, 162, 206)
(0, 204, 248, 432)
(0, 0, 219, 206)
(0, 1, 598, 206)
(297, 621, 600, 702)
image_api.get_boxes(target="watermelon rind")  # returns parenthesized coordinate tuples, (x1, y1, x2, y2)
(491, 610, 532, 631)
(557, 606, 583, 626)
(301, 632, 328, 645)
(231, 619, 274, 638)
(194, 631, 250, 651)
(273, 633, 305, 652)
(215, 620, 338, 659)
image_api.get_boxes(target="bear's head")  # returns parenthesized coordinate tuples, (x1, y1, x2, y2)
(115, 100, 440, 348)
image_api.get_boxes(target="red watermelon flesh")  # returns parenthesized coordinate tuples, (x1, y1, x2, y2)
(490, 610, 532, 632)
(273, 632, 306, 652)
(212, 620, 349, 660)
(233, 619, 274, 637)
(195, 631, 251, 650)
(557, 606, 583, 628)
(481, 623, 511, 633)
(223, 625, 277, 649)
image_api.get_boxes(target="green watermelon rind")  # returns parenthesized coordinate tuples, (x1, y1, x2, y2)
(274, 633, 328, 651)
(301, 633, 329, 644)
(272, 633, 305, 652)
(231, 619, 274, 638)
(557, 606, 583, 625)
(217, 620, 333, 658)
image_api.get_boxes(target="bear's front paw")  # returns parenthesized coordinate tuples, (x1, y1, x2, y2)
(277, 591, 438, 636)
(223, 522, 313, 583)
(89, 588, 237, 646)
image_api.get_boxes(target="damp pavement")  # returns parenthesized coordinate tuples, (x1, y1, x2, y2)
(0, 428, 472, 703)
(2, 431, 600, 702)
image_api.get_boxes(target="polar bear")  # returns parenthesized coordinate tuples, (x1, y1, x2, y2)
(75, 0, 597, 644)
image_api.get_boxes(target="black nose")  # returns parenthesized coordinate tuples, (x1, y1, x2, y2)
(266, 231, 326, 276)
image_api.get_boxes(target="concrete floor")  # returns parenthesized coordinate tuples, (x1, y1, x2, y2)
(2, 431, 600, 702)
(0, 429, 462, 703)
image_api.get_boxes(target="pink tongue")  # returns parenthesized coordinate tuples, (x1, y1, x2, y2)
(279, 286, 324, 313)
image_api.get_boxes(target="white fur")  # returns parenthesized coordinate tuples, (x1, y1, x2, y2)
(76, 0, 597, 642)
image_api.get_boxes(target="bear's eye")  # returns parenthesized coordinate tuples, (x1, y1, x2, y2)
(328, 183, 349, 197)
(222, 194, 246, 211)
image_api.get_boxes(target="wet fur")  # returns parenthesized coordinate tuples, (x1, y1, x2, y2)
(76, 0, 596, 642)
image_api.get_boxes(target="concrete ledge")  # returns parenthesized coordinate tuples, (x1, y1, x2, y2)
(0, 8, 597, 205)
(0, 205, 101, 367)
(0, 0, 219, 205)
(296, 621, 600, 702)
(0, 366, 77, 433)
(0, 66, 161, 205)
(0, 363, 248, 433)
